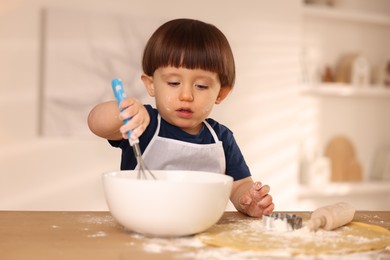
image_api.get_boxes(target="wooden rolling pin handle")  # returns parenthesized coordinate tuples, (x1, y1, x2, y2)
(307, 202, 355, 231)
(307, 216, 326, 231)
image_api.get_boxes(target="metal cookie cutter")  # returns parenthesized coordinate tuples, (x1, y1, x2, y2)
(263, 213, 303, 231)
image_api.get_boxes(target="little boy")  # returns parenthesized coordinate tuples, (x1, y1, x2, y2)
(88, 18, 274, 217)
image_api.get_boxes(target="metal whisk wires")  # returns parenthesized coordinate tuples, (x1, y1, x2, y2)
(111, 78, 156, 180)
(131, 141, 156, 180)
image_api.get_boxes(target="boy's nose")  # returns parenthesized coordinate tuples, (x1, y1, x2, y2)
(179, 86, 194, 102)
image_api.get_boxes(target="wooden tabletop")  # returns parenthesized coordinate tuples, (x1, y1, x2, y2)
(1, 211, 389, 260)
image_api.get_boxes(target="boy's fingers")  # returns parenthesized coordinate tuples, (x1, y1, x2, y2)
(260, 185, 270, 196)
(239, 195, 252, 210)
(119, 97, 135, 109)
(262, 203, 275, 215)
(257, 194, 273, 208)
(250, 183, 270, 201)
(253, 181, 262, 190)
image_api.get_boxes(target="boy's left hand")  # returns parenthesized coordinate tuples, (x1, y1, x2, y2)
(238, 182, 274, 218)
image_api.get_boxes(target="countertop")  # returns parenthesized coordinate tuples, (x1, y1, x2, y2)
(1, 211, 389, 259)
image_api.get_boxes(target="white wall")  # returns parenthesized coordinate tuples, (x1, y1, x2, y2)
(0, 137, 120, 210)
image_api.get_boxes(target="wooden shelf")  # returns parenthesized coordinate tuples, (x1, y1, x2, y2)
(301, 83, 390, 98)
(303, 5, 390, 27)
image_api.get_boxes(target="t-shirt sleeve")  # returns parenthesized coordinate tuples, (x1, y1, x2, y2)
(215, 123, 251, 181)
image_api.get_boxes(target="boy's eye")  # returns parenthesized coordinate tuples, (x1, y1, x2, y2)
(195, 84, 209, 89)
(168, 81, 180, 86)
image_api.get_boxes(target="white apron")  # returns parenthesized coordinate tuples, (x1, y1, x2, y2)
(139, 115, 226, 174)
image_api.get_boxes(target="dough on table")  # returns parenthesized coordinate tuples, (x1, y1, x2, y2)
(196, 217, 390, 255)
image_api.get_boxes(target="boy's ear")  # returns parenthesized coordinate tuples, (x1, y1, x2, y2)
(215, 87, 231, 104)
(141, 74, 155, 97)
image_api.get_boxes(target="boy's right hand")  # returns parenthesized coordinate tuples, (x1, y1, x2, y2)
(118, 97, 150, 141)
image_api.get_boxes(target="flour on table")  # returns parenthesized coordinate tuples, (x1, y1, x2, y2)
(128, 232, 204, 253)
(197, 218, 390, 256)
(77, 214, 116, 226)
(87, 231, 107, 238)
(133, 233, 389, 259)
(125, 227, 390, 259)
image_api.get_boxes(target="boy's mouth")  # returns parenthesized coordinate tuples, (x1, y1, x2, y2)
(176, 108, 193, 118)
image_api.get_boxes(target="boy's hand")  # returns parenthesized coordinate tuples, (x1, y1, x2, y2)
(118, 97, 150, 141)
(238, 181, 274, 218)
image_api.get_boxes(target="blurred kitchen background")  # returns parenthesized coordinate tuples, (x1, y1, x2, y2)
(1, 0, 389, 211)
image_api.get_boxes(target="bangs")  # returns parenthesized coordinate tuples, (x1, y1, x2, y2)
(142, 19, 235, 88)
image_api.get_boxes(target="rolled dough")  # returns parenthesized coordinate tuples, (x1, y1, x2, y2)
(197, 218, 390, 255)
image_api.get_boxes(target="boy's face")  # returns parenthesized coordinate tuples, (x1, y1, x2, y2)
(142, 66, 230, 135)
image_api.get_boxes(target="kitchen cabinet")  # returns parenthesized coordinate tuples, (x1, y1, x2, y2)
(299, 1, 390, 210)
(302, 2, 390, 89)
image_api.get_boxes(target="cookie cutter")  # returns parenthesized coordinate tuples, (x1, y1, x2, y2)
(262, 213, 303, 231)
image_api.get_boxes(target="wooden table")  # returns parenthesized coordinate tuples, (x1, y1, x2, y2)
(1, 211, 389, 259)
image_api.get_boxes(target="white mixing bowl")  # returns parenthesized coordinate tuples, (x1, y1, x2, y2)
(103, 170, 233, 237)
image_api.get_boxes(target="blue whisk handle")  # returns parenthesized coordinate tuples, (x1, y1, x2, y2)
(111, 78, 137, 144)
(112, 79, 127, 106)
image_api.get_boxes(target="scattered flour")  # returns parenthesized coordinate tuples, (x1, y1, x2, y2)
(262, 217, 295, 232)
(125, 228, 390, 260)
(77, 214, 115, 226)
(248, 218, 375, 245)
(87, 231, 107, 238)
(74, 213, 389, 259)
(128, 232, 204, 253)
(76, 214, 115, 238)
(139, 235, 388, 259)
(196, 218, 390, 258)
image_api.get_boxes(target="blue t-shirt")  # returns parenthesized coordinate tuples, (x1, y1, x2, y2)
(108, 105, 251, 181)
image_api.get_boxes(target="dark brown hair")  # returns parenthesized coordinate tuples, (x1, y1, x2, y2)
(142, 18, 235, 88)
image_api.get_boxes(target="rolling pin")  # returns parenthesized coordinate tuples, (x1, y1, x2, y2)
(307, 202, 355, 231)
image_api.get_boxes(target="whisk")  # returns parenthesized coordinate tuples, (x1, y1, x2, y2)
(111, 79, 156, 180)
